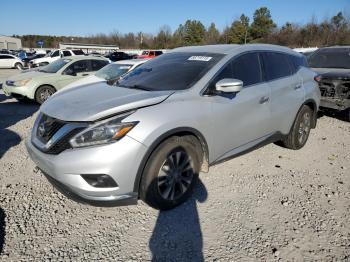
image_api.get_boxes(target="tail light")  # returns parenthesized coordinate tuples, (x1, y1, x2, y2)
(314, 75, 322, 83)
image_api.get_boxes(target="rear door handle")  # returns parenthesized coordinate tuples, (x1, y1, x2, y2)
(82, 73, 89, 76)
(294, 84, 302, 90)
(259, 96, 269, 104)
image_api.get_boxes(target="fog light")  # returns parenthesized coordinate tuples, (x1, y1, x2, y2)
(81, 174, 118, 188)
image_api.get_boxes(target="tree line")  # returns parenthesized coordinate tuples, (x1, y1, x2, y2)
(14, 7, 350, 49)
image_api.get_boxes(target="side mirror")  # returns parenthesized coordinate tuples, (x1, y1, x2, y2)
(215, 78, 243, 93)
(63, 68, 76, 76)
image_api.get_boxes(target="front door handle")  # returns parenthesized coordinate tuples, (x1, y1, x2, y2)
(259, 96, 269, 104)
(82, 73, 89, 76)
(294, 84, 302, 90)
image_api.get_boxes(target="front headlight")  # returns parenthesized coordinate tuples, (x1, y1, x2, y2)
(13, 78, 31, 87)
(69, 112, 138, 148)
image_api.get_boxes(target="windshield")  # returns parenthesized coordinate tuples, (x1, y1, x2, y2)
(117, 52, 224, 91)
(39, 59, 71, 73)
(95, 63, 132, 80)
(308, 48, 350, 69)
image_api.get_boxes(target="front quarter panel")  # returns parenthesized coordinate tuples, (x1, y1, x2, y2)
(125, 93, 215, 161)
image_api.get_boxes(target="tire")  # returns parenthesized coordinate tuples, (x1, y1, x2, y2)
(14, 63, 23, 70)
(280, 105, 313, 150)
(343, 108, 350, 122)
(35, 85, 56, 104)
(140, 136, 203, 210)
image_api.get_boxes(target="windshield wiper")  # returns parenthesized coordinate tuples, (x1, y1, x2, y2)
(118, 84, 152, 91)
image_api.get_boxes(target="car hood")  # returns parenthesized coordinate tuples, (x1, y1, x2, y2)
(41, 82, 175, 122)
(63, 75, 103, 90)
(31, 57, 49, 64)
(7, 70, 53, 81)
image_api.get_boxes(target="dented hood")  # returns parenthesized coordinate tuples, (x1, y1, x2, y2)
(40, 82, 174, 122)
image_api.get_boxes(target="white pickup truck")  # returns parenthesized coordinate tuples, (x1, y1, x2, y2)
(29, 49, 85, 67)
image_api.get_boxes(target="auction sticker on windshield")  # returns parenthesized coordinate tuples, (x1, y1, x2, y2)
(188, 56, 212, 61)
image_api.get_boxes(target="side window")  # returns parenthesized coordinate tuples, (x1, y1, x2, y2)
(91, 60, 108, 71)
(51, 51, 59, 57)
(150, 51, 155, 56)
(232, 53, 262, 87)
(155, 51, 163, 56)
(63, 51, 71, 57)
(67, 60, 90, 73)
(262, 52, 292, 81)
(2, 55, 13, 59)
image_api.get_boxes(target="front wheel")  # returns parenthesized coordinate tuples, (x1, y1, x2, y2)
(140, 136, 203, 210)
(15, 63, 23, 70)
(35, 85, 56, 104)
(280, 105, 313, 150)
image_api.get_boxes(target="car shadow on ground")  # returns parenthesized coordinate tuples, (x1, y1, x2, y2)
(0, 93, 39, 158)
(0, 208, 5, 254)
(149, 179, 207, 262)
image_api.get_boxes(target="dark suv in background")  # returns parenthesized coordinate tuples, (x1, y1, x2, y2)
(308, 46, 350, 121)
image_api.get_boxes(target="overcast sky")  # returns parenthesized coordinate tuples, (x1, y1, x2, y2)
(1, 0, 349, 36)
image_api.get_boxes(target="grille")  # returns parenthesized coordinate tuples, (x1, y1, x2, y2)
(46, 127, 85, 155)
(36, 114, 65, 144)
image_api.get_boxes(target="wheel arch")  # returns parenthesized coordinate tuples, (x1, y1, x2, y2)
(133, 127, 209, 196)
(303, 98, 318, 128)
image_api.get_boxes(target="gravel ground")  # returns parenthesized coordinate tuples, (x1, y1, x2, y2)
(0, 69, 349, 261)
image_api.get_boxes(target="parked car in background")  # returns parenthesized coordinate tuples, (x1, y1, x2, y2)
(0, 54, 24, 69)
(104, 51, 134, 62)
(0, 49, 11, 54)
(30, 49, 85, 68)
(26, 44, 320, 210)
(308, 46, 350, 121)
(64, 59, 149, 90)
(22, 53, 46, 68)
(3, 56, 109, 103)
(137, 50, 163, 59)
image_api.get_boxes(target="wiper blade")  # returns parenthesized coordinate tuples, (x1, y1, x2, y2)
(118, 84, 151, 91)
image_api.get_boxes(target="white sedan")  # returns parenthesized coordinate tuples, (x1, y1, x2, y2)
(0, 54, 24, 69)
(64, 59, 149, 89)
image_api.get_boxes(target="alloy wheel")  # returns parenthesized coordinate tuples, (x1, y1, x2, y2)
(157, 149, 194, 201)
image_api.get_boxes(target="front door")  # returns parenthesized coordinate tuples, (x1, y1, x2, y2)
(208, 52, 272, 162)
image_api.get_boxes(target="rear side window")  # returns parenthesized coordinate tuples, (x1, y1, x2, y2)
(72, 50, 85, 55)
(262, 52, 292, 81)
(91, 59, 109, 71)
(63, 51, 71, 57)
(0, 55, 13, 59)
(232, 53, 262, 86)
(155, 51, 163, 56)
(289, 54, 307, 73)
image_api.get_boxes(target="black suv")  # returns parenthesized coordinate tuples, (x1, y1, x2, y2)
(308, 46, 350, 121)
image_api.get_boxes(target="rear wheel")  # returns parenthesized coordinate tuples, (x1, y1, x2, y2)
(14, 63, 23, 70)
(279, 105, 313, 150)
(140, 136, 202, 210)
(35, 85, 56, 104)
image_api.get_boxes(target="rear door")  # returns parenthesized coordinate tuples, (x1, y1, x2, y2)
(261, 52, 304, 133)
(0, 55, 15, 68)
(209, 52, 272, 161)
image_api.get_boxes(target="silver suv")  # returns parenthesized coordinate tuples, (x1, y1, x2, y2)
(26, 44, 321, 210)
